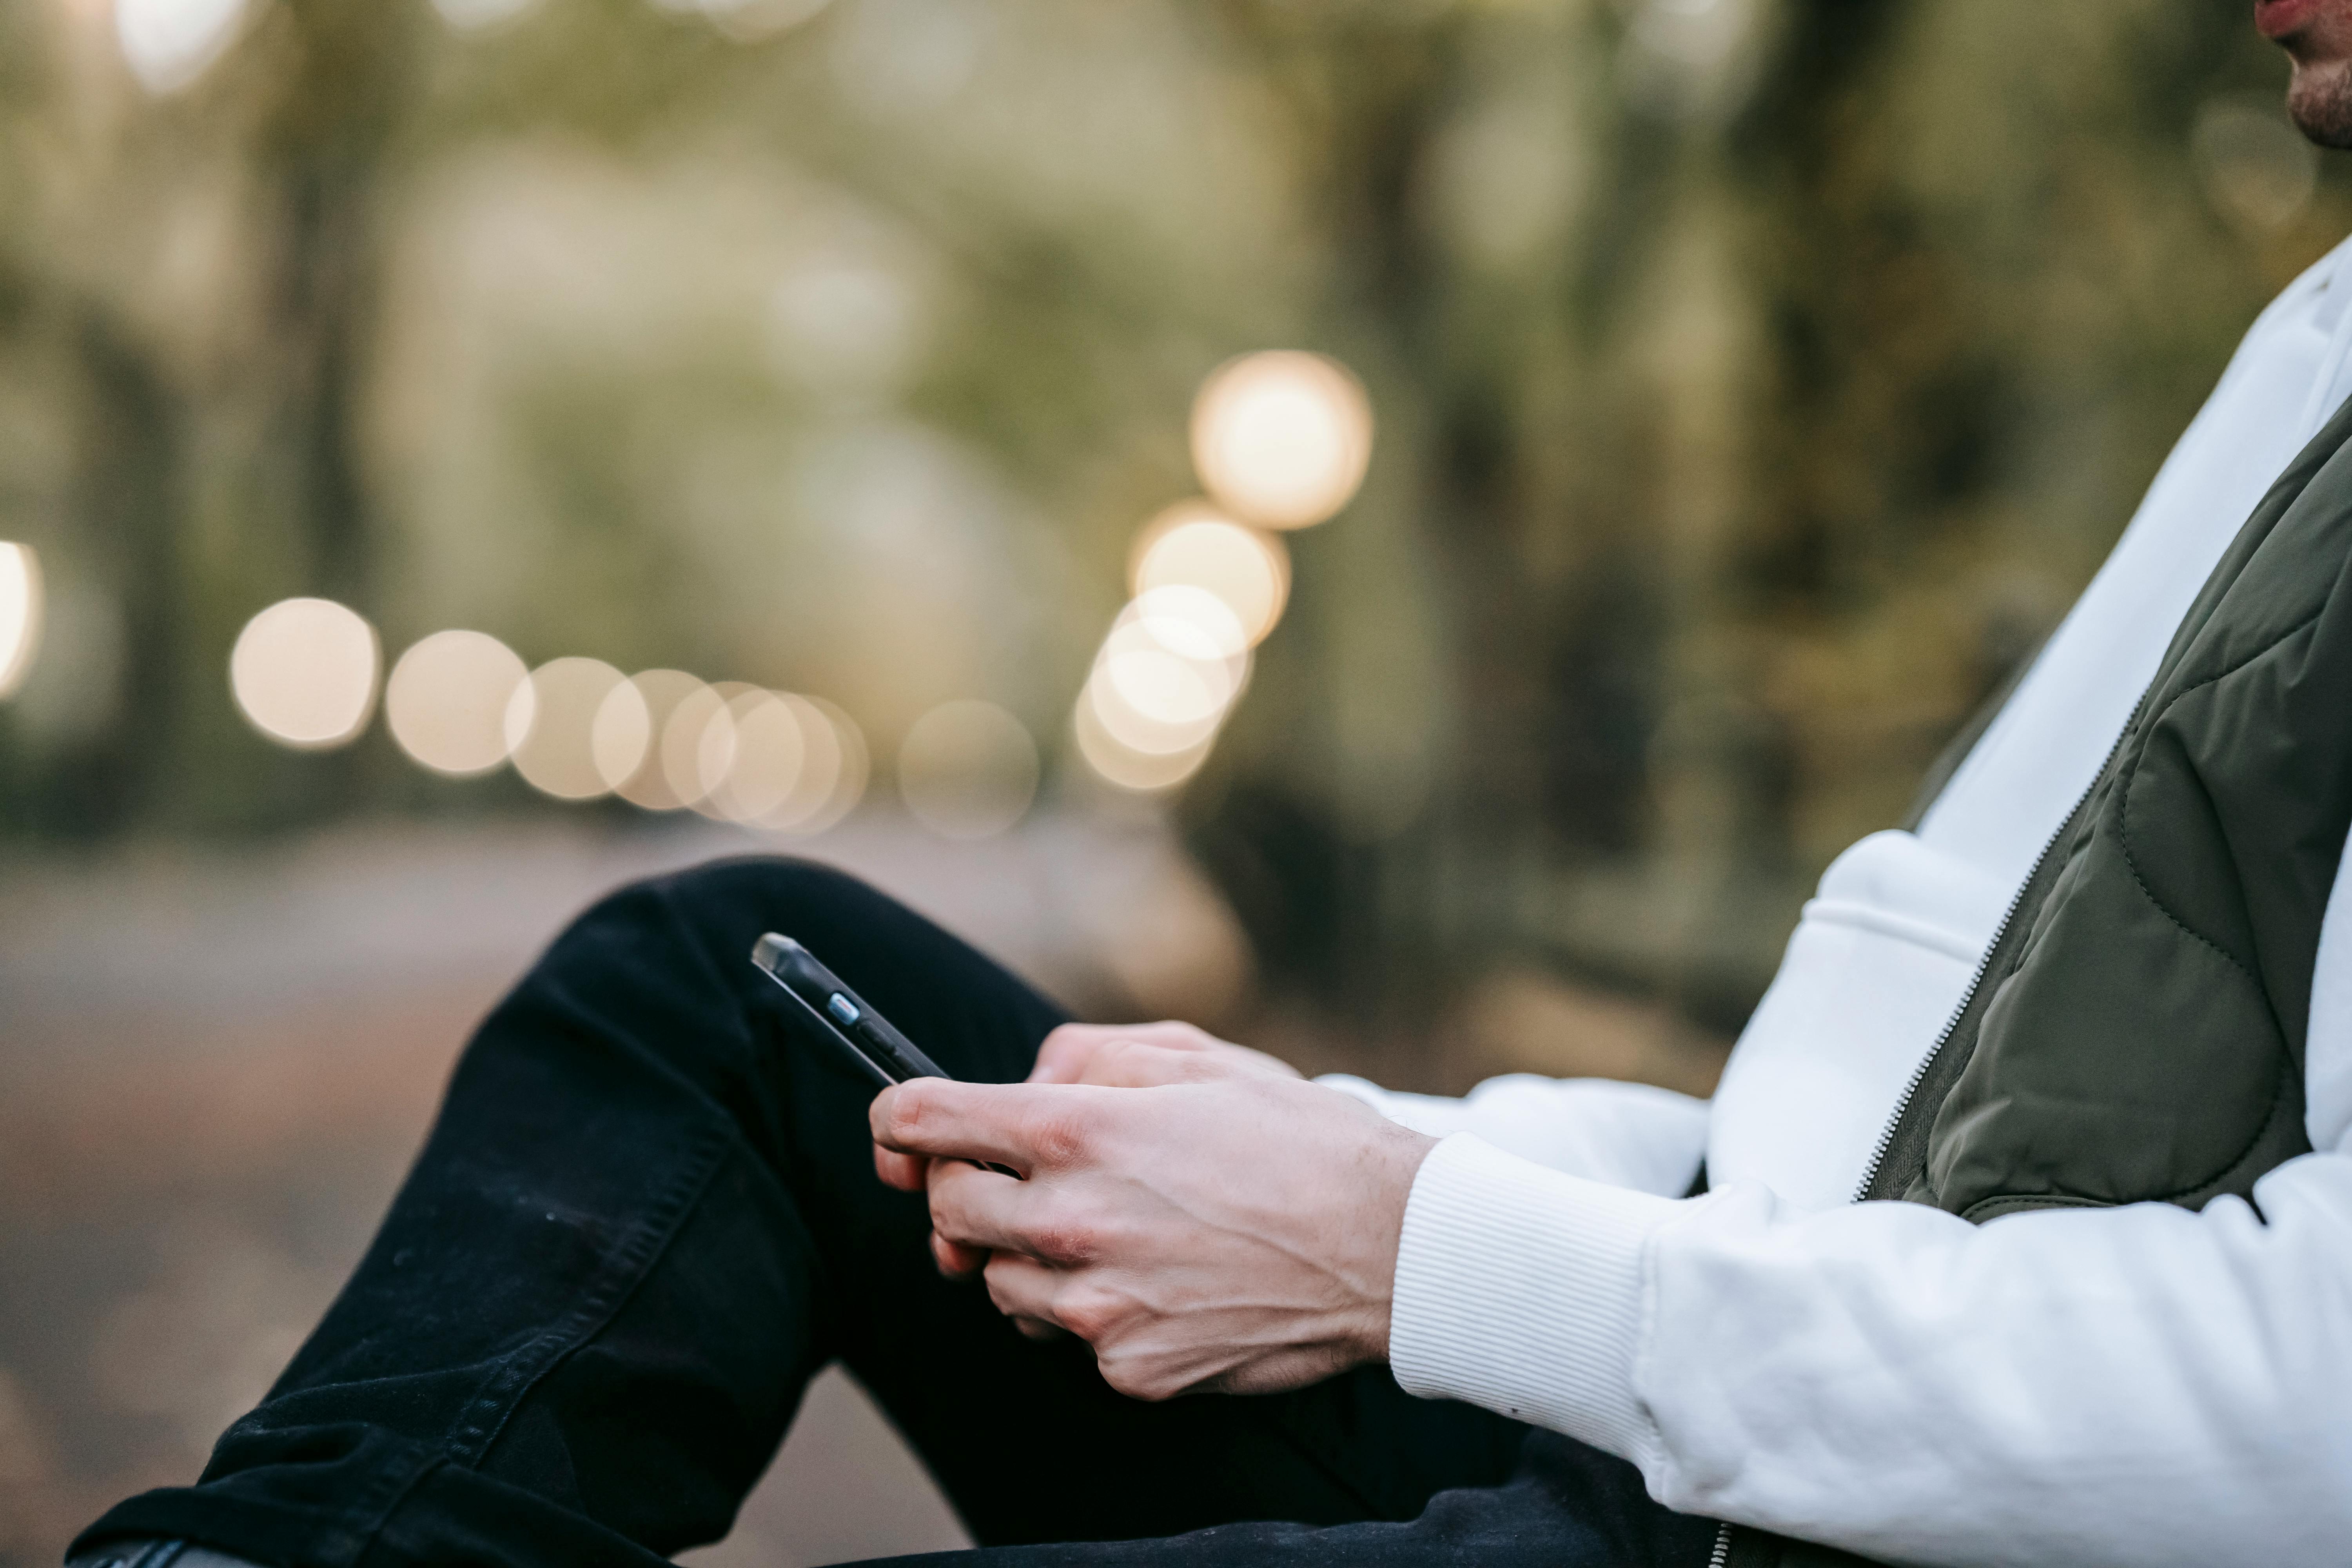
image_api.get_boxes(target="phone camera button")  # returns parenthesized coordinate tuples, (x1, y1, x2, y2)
(826, 994, 862, 1027)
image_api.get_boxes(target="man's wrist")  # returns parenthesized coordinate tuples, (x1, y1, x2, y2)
(1361, 1119, 1439, 1363)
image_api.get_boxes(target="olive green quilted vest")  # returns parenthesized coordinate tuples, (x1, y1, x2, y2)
(1723, 394, 2352, 1568)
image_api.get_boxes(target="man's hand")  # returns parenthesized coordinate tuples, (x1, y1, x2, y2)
(1025, 1019, 1303, 1088)
(869, 1021, 1301, 1267)
(869, 1042, 1435, 1401)
(869, 1025, 1407, 1388)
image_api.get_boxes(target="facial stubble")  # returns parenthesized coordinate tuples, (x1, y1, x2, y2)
(2290, 56, 2352, 149)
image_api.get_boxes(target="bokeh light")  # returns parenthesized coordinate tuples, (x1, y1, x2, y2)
(675, 684, 869, 833)
(651, 0, 831, 42)
(800, 695, 871, 832)
(704, 688, 809, 824)
(754, 692, 844, 832)
(1073, 695, 1213, 793)
(1189, 351, 1373, 530)
(1132, 584, 1250, 663)
(588, 679, 653, 797)
(0, 544, 43, 701)
(115, 0, 249, 93)
(676, 680, 755, 820)
(898, 700, 1039, 840)
(229, 598, 381, 751)
(1082, 665, 1224, 756)
(1101, 633, 1231, 728)
(503, 657, 627, 800)
(384, 631, 528, 777)
(430, 0, 539, 31)
(599, 670, 708, 809)
(661, 681, 736, 815)
(766, 238, 924, 398)
(1129, 504, 1290, 646)
(2194, 96, 2319, 234)
(1073, 578, 1258, 784)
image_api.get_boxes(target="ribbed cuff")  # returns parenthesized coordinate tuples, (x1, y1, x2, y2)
(1388, 1132, 1677, 1463)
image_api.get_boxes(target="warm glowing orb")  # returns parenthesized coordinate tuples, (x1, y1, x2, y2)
(505, 657, 628, 800)
(385, 630, 529, 776)
(1132, 584, 1249, 663)
(229, 598, 381, 750)
(1073, 696, 1213, 793)
(596, 670, 708, 809)
(1189, 351, 1373, 530)
(898, 699, 1039, 840)
(1097, 612, 1244, 728)
(796, 695, 870, 833)
(0, 544, 42, 700)
(1129, 504, 1289, 646)
(115, 0, 249, 93)
(709, 690, 809, 825)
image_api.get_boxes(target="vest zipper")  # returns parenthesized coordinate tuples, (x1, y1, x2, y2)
(1850, 744, 2118, 1206)
(1704, 726, 2129, 1568)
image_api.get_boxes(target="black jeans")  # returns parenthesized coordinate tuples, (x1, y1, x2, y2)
(73, 858, 1716, 1568)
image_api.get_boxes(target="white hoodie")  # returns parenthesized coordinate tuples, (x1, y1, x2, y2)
(1328, 234, 2352, 1567)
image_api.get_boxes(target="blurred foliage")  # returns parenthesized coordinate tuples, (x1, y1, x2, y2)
(0, 0, 2340, 1048)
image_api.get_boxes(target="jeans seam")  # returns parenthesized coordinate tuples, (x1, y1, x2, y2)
(438, 1113, 736, 1467)
(321, 1443, 445, 1566)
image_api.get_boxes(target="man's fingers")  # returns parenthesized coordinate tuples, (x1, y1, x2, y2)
(1029, 1022, 1303, 1089)
(982, 1250, 1062, 1325)
(1028, 1021, 1219, 1085)
(874, 1145, 929, 1192)
(872, 1078, 1106, 1171)
(925, 1158, 1043, 1256)
(1078, 1039, 1218, 1089)
(1027, 1025, 1105, 1085)
(930, 1229, 988, 1279)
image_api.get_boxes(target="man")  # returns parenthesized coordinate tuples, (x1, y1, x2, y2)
(68, 5, 2352, 1566)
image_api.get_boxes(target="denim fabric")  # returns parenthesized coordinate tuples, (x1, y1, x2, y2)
(71, 858, 1713, 1568)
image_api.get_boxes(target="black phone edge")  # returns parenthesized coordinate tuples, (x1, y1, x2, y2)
(749, 932, 1020, 1180)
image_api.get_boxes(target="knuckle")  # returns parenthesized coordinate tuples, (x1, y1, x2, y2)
(880, 1084, 933, 1145)
(1024, 1105, 1097, 1169)
(925, 1164, 976, 1220)
(983, 1266, 1022, 1317)
(1053, 1282, 1126, 1343)
(1019, 1189, 1131, 1267)
(1095, 1348, 1172, 1401)
(1027, 1214, 1101, 1268)
(925, 1187, 960, 1238)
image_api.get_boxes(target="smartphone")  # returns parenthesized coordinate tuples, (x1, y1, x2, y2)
(750, 933, 1019, 1178)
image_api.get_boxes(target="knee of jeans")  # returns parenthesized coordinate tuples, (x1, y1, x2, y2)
(648, 855, 895, 953)
(580, 854, 914, 1019)
(523, 856, 897, 1083)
